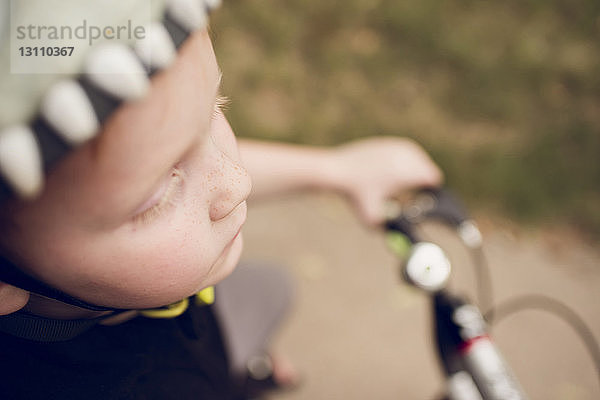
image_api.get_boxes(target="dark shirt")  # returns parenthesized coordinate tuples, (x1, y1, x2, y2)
(0, 304, 239, 400)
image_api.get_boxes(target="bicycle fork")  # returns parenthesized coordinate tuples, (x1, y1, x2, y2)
(433, 292, 529, 400)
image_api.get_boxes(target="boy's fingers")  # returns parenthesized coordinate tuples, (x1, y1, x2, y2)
(355, 190, 386, 227)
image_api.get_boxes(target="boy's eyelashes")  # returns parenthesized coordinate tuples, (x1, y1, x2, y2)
(130, 167, 184, 226)
(213, 95, 230, 117)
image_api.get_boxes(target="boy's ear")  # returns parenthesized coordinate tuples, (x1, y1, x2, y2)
(0, 282, 29, 315)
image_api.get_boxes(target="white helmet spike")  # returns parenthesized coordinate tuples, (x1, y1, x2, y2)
(41, 80, 100, 146)
(203, 0, 223, 13)
(0, 126, 43, 199)
(167, 0, 209, 33)
(84, 44, 150, 101)
(135, 22, 178, 71)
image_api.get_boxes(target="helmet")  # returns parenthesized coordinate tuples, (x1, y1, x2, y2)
(0, 0, 222, 312)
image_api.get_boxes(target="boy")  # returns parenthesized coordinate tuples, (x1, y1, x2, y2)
(0, 1, 441, 398)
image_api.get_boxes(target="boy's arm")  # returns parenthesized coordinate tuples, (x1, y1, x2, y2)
(238, 137, 443, 226)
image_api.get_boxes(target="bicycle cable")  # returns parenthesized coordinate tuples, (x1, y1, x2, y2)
(470, 245, 495, 324)
(475, 252, 600, 388)
(450, 217, 600, 389)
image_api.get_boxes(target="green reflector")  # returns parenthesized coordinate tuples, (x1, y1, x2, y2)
(386, 232, 412, 258)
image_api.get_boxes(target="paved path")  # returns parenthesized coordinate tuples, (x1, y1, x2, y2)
(240, 194, 600, 400)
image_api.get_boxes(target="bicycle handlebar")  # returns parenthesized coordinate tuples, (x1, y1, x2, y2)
(384, 188, 529, 400)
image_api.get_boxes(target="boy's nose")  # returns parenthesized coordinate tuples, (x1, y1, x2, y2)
(207, 150, 252, 222)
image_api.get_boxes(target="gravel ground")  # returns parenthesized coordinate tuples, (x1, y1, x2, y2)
(240, 194, 600, 400)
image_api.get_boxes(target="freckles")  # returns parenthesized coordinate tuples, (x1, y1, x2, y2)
(184, 198, 206, 227)
(174, 218, 211, 268)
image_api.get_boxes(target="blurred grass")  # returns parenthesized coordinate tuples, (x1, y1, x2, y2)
(211, 0, 600, 239)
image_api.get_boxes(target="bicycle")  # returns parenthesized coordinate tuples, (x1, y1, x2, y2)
(383, 189, 600, 400)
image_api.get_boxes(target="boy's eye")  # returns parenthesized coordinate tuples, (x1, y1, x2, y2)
(131, 167, 184, 225)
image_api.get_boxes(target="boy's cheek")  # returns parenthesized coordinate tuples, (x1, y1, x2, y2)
(91, 220, 226, 303)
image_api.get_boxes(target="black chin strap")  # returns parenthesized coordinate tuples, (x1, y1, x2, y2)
(0, 255, 123, 312)
(0, 311, 106, 342)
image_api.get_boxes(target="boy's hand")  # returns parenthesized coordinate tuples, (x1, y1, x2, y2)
(238, 137, 442, 225)
(333, 137, 443, 227)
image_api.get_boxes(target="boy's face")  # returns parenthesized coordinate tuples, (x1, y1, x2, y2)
(1, 30, 251, 309)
